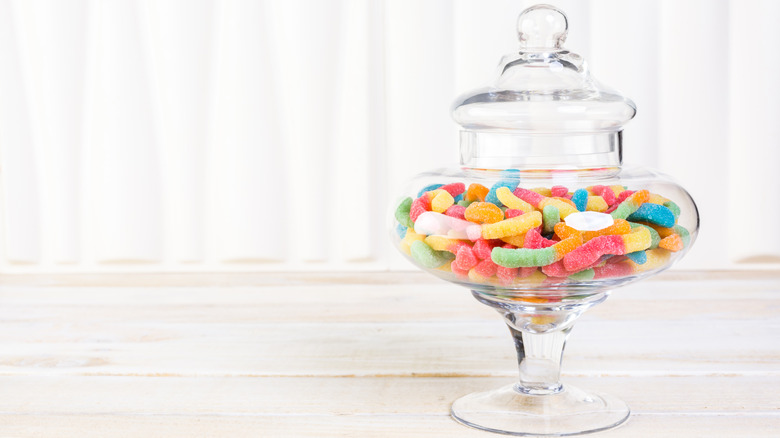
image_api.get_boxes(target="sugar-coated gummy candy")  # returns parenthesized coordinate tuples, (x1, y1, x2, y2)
(571, 189, 589, 212)
(409, 196, 430, 222)
(616, 190, 634, 204)
(454, 245, 479, 271)
(627, 248, 671, 272)
(439, 182, 466, 197)
(464, 202, 504, 224)
(628, 222, 661, 249)
(551, 186, 569, 197)
(396, 223, 407, 239)
(450, 260, 470, 277)
(523, 227, 556, 249)
(481, 211, 542, 240)
(593, 262, 633, 279)
(430, 189, 455, 213)
(563, 235, 625, 272)
(591, 185, 616, 206)
(424, 235, 464, 253)
(531, 187, 553, 197)
(626, 250, 647, 264)
(539, 197, 578, 218)
(664, 201, 681, 220)
(622, 226, 652, 253)
(542, 205, 560, 234)
(568, 269, 595, 281)
(673, 225, 690, 247)
(659, 234, 684, 252)
(486, 180, 520, 206)
(500, 234, 525, 247)
(466, 183, 489, 202)
(505, 208, 524, 219)
(496, 187, 535, 212)
(472, 239, 499, 260)
(395, 197, 414, 228)
(610, 190, 650, 220)
(474, 259, 498, 277)
(492, 246, 557, 268)
(417, 184, 443, 198)
(410, 240, 454, 269)
(586, 196, 608, 212)
(444, 204, 466, 220)
(514, 187, 546, 208)
(581, 219, 631, 242)
(627, 203, 676, 228)
(496, 266, 519, 283)
(399, 229, 426, 254)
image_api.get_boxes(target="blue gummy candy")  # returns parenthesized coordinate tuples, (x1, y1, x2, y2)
(626, 251, 647, 265)
(417, 184, 443, 198)
(453, 193, 463, 203)
(396, 223, 408, 239)
(571, 189, 589, 212)
(485, 180, 519, 206)
(627, 203, 676, 228)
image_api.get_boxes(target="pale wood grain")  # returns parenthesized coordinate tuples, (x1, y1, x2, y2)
(0, 272, 776, 437)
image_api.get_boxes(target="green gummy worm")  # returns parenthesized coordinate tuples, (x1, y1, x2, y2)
(394, 197, 414, 228)
(664, 201, 681, 220)
(568, 269, 595, 281)
(410, 240, 454, 269)
(491, 246, 556, 268)
(542, 205, 560, 234)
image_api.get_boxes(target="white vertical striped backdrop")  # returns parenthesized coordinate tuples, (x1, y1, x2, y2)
(0, 0, 777, 273)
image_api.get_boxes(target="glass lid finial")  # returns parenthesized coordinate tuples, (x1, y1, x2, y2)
(517, 4, 568, 51)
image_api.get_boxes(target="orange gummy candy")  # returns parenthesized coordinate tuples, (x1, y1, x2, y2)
(658, 234, 683, 252)
(464, 202, 504, 224)
(465, 183, 489, 202)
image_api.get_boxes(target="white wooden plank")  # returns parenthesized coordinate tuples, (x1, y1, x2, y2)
(0, 413, 777, 438)
(0, 375, 775, 415)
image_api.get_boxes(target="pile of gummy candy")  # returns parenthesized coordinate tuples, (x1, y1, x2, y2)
(394, 179, 691, 286)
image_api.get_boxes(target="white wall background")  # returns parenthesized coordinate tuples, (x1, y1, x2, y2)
(0, 0, 778, 273)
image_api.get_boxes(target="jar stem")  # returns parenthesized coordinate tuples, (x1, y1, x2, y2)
(506, 323, 572, 395)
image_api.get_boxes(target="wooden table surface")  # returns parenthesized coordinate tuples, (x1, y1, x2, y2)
(0, 271, 778, 437)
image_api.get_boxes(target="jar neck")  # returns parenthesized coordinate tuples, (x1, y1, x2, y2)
(459, 130, 622, 171)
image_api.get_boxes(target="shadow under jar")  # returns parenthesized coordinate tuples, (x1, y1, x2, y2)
(389, 4, 699, 436)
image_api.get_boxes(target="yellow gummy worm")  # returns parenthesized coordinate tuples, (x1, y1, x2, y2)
(538, 198, 578, 219)
(622, 226, 652, 253)
(496, 187, 535, 212)
(481, 211, 543, 240)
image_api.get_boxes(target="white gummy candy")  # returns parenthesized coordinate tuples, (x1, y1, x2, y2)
(414, 211, 479, 240)
(564, 211, 614, 232)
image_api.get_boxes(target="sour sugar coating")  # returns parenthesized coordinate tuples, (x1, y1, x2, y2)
(444, 204, 466, 220)
(474, 259, 498, 277)
(409, 196, 431, 222)
(664, 200, 681, 220)
(450, 260, 470, 277)
(626, 250, 647, 264)
(481, 211, 542, 239)
(628, 222, 661, 249)
(542, 205, 560, 234)
(424, 235, 470, 254)
(464, 202, 504, 224)
(551, 186, 569, 197)
(395, 197, 414, 228)
(581, 218, 631, 242)
(465, 183, 489, 202)
(417, 184, 443, 198)
(591, 185, 616, 206)
(571, 189, 589, 212)
(486, 180, 520, 206)
(496, 187, 535, 212)
(524, 227, 556, 249)
(505, 208, 524, 219)
(593, 262, 634, 279)
(568, 268, 595, 281)
(610, 190, 650, 220)
(563, 235, 625, 271)
(641, 222, 691, 247)
(586, 196, 608, 212)
(430, 189, 455, 213)
(539, 197, 578, 219)
(396, 223, 407, 239)
(500, 234, 526, 247)
(399, 229, 426, 254)
(410, 240, 454, 269)
(514, 187, 546, 208)
(531, 187, 553, 197)
(622, 225, 652, 253)
(616, 190, 635, 204)
(659, 234, 684, 252)
(627, 203, 676, 228)
(497, 266, 519, 283)
(473, 239, 500, 260)
(454, 245, 479, 271)
(491, 228, 582, 268)
(439, 182, 466, 197)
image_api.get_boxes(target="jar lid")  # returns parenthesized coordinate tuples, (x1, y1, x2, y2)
(452, 4, 636, 135)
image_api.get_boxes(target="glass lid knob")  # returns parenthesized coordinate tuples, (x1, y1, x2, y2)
(517, 4, 568, 51)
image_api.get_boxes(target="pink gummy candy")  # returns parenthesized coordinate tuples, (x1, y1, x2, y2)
(551, 186, 569, 198)
(474, 259, 498, 277)
(454, 246, 478, 271)
(563, 235, 625, 272)
(593, 262, 633, 279)
(616, 190, 634, 204)
(440, 182, 466, 197)
(450, 260, 470, 278)
(472, 239, 498, 260)
(504, 208, 524, 219)
(497, 266, 518, 283)
(523, 228, 556, 249)
(592, 185, 616, 206)
(409, 196, 430, 222)
(513, 187, 546, 208)
(444, 204, 466, 220)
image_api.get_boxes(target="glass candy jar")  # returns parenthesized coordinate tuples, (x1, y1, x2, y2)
(389, 4, 699, 436)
